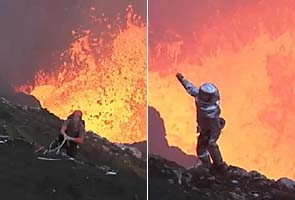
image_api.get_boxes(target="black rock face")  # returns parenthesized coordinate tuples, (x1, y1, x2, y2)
(148, 106, 196, 167)
(148, 155, 295, 200)
(2, 92, 41, 107)
(0, 98, 146, 200)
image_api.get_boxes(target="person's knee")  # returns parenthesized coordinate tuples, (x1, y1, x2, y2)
(197, 145, 209, 157)
(197, 151, 209, 159)
(208, 130, 220, 146)
(208, 139, 218, 147)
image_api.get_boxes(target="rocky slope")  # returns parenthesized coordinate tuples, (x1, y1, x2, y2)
(149, 155, 295, 200)
(0, 97, 146, 200)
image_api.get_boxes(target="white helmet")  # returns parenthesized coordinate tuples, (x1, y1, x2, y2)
(198, 83, 219, 102)
(200, 83, 217, 93)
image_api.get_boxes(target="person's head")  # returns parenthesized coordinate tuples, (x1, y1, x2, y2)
(72, 110, 83, 122)
(198, 83, 219, 102)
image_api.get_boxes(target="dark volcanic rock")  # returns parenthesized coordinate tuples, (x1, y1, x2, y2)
(148, 106, 196, 167)
(125, 141, 147, 159)
(1, 92, 41, 107)
(0, 138, 145, 200)
(148, 155, 295, 200)
(0, 98, 146, 200)
(276, 177, 295, 191)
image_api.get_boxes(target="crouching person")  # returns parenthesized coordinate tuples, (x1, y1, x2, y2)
(59, 110, 85, 157)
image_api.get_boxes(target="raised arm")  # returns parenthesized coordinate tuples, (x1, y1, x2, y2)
(176, 73, 199, 97)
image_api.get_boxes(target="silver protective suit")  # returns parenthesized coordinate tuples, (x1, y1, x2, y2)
(178, 77, 224, 167)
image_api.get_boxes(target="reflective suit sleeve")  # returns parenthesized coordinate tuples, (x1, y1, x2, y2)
(178, 77, 199, 97)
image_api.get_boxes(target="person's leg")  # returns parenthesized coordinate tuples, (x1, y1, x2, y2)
(49, 134, 64, 150)
(66, 141, 78, 157)
(207, 131, 228, 174)
(196, 134, 211, 168)
(58, 134, 64, 144)
(206, 118, 224, 166)
(207, 131, 223, 166)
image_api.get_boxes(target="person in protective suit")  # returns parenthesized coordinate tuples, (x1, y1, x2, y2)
(58, 110, 85, 157)
(176, 73, 227, 171)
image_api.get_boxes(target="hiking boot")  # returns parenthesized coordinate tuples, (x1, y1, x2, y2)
(210, 162, 228, 176)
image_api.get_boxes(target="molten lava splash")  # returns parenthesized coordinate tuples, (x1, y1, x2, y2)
(16, 5, 146, 143)
(149, 0, 295, 179)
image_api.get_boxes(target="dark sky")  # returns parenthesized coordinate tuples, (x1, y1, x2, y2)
(0, 0, 146, 95)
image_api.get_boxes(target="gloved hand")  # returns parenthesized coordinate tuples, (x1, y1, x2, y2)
(74, 137, 83, 144)
(63, 134, 71, 140)
(176, 73, 184, 81)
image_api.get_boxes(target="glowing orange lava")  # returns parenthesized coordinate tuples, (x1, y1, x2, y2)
(149, 0, 295, 179)
(16, 5, 147, 143)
